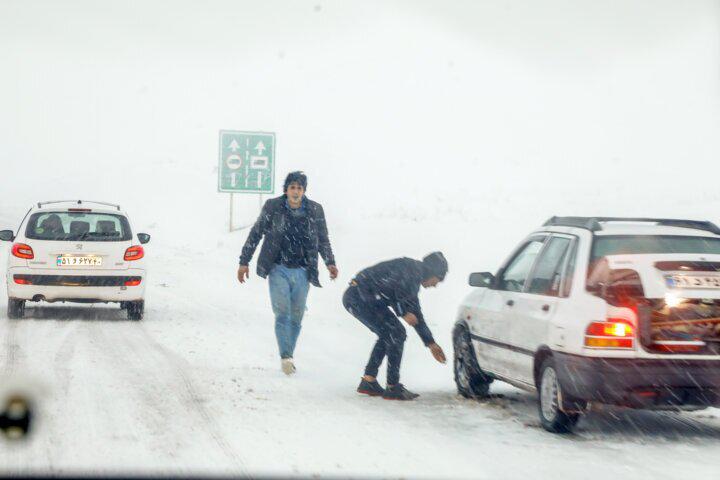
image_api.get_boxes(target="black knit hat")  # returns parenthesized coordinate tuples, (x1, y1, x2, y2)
(283, 171, 307, 192)
(422, 251, 448, 281)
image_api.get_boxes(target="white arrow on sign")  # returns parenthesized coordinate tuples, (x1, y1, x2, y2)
(254, 141, 266, 155)
(229, 139, 240, 152)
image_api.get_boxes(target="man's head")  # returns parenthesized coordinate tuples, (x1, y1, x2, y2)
(421, 251, 448, 288)
(41, 214, 64, 233)
(283, 171, 307, 206)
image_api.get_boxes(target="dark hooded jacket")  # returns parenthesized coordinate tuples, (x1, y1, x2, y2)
(239, 195, 335, 287)
(353, 257, 436, 346)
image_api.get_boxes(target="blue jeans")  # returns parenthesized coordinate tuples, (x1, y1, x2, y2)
(268, 264, 310, 359)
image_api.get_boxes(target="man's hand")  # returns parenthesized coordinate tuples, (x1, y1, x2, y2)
(428, 343, 447, 364)
(327, 264, 339, 280)
(402, 312, 418, 326)
(237, 265, 250, 283)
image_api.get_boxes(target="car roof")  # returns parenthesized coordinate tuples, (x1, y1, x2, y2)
(593, 222, 720, 237)
(30, 200, 127, 216)
(537, 222, 720, 238)
(543, 216, 720, 235)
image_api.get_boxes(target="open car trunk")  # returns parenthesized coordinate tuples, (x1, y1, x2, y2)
(588, 254, 720, 355)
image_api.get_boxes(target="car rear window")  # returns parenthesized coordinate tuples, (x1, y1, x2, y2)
(25, 211, 132, 242)
(592, 235, 720, 260)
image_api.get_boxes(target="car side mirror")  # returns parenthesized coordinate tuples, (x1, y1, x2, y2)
(137, 233, 151, 245)
(469, 272, 494, 288)
(0, 230, 14, 242)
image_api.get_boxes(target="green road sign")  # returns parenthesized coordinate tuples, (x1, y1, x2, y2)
(218, 130, 276, 193)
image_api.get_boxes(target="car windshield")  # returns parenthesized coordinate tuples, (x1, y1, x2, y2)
(592, 235, 720, 260)
(25, 211, 132, 242)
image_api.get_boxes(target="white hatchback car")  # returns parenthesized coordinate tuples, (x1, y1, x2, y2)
(1, 200, 150, 320)
(453, 217, 720, 433)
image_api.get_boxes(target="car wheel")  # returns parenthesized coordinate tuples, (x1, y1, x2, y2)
(453, 323, 492, 398)
(7, 299, 25, 319)
(126, 301, 144, 321)
(537, 357, 580, 433)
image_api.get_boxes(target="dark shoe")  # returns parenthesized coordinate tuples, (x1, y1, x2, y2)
(357, 378, 385, 397)
(382, 384, 420, 401)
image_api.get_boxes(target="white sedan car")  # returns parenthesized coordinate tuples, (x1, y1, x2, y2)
(453, 217, 720, 433)
(1, 200, 149, 320)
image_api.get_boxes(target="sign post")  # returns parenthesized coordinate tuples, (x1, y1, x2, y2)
(218, 130, 276, 232)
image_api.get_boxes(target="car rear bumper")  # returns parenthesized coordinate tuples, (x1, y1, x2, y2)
(6, 268, 146, 302)
(554, 352, 720, 409)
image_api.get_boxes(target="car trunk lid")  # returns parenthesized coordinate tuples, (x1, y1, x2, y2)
(26, 239, 132, 271)
(589, 253, 720, 356)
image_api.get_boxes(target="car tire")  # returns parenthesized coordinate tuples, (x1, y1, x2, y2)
(453, 323, 492, 398)
(126, 301, 144, 321)
(7, 299, 25, 319)
(537, 357, 580, 433)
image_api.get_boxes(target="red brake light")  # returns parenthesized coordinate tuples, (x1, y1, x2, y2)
(124, 278, 142, 287)
(586, 319, 633, 337)
(124, 245, 144, 261)
(584, 319, 635, 349)
(13, 275, 32, 285)
(11, 243, 34, 260)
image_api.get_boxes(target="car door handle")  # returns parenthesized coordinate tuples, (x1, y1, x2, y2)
(542, 304, 550, 312)
(506, 300, 514, 307)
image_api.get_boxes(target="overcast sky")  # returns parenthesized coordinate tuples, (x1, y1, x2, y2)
(1, 0, 719, 234)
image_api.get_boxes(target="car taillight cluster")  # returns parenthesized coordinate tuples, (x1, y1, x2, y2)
(584, 319, 635, 349)
(11, 243, 34, 260)
(124, 245, 144, 261)
(124, 278, 142, 287)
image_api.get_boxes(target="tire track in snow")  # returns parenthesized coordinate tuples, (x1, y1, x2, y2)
(2, 318, 19, 376)
(0, 317, 22, 473)
(41, 320, 85, 474)
(52, 321, 81, 396)
(88, 323, 248, 475)
(135, 325, 249, 476)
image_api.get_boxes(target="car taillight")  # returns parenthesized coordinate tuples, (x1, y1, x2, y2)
(584, 318, 635, 349)
(11, 243, 34, 260)
(124, 278, 142, 287)
(13, 275, 32, 285)
(124, 245, 144, 261)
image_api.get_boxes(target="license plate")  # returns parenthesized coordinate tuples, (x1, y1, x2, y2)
(666, 274, 720, 289)
(56, 255, 103, 267)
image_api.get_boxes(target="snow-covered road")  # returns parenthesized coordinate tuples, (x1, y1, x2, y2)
(2, 220, 720, 479)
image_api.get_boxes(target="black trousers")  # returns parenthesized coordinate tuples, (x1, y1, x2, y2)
(343, 285, 407, 385)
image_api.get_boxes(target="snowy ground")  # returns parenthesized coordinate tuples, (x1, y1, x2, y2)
(1, 211, 720, 479)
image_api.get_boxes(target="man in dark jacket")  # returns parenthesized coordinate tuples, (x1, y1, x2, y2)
(343, 253, 448, 400)
(238, 171, 338, 375)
